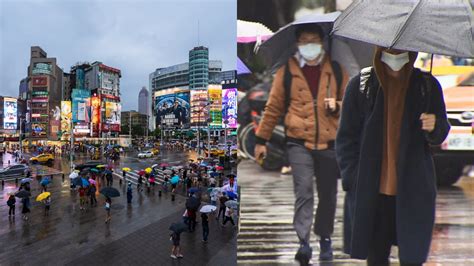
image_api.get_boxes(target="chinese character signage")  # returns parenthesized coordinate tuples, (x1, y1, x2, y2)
(222, 88, 237, 129)
(208, 85, 222, 128)
(3, 98, 17, 130)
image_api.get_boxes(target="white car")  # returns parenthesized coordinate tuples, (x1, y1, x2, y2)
(138, 151, 153, 159)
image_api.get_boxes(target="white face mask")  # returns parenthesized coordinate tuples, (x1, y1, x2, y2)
(381, 51, 409, 71)
(298, 43, 322, 61)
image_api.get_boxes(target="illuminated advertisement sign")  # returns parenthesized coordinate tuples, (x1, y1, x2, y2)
(3, 98, 17, 130)
(50, 105, 61, 140)
(32, 63, 52, 75)
(208, 85, 222, 128)
(91, 96, 101, 135)
(71, 89, 90, 123)
(222, 88, 238, 129)
(190, 90, 209, 127)
(105, 102, 121, 125)
(74, 122, 90, 134)
(156, 93, 190, 128)
(31, 123, 47, 137)
(61, 101, 72, 135)
(32, 76, 48, 86)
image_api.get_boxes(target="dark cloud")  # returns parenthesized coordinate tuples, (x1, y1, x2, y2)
(0, 0, 236, 111)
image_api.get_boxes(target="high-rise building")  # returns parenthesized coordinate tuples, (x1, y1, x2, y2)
(27, 46, 64, 142)
(138, 86, 149, 116)
(189, 46, 209, 90)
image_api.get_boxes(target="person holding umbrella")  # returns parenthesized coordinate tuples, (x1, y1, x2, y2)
(104, 197, 112, 223)
(89, 183, 97, 207)
(169, 222, 186, 259)
(7, 193, 16, 217)
(332, 1, 469, 265)
(256, 22, 348, 260)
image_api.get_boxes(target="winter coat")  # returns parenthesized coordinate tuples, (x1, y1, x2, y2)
(256, 55, 349, 150)
(336, 68, 450, 263)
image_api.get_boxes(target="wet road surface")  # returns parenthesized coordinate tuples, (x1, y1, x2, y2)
(237, 160, 474, 265)
(0, 151, 237, 265)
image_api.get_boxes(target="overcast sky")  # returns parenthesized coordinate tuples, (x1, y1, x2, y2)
(0, 0, 236, 111)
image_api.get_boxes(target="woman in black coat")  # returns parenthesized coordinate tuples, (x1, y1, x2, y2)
(336, 62, 450, 264)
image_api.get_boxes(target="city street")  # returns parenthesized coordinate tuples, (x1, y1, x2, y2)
(237, 160, 474, 265)
(0, 150, 237, 266)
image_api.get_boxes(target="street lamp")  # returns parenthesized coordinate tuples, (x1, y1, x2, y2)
(19, 116, 25, 159)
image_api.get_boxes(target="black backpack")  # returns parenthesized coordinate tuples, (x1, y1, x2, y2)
(283, 60, 343, 112)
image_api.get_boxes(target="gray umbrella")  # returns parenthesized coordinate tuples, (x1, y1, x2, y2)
(257, 11, 374, 76)
(331, 0, 474, 58)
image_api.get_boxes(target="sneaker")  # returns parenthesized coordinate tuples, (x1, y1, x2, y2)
(170, 255, 177, 259)
(319, 238, 333, 261)
(177, 254, 183, 258)
(281, 166, 292, 175)
(295, 243, 312, 266)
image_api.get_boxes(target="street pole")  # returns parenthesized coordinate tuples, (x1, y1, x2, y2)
(207, 119, 210, 158)
(197, 110, 201, 157)
(129, 111, 132, 146)
(19, 118, 23, 159)
(70, 119, 74, 170)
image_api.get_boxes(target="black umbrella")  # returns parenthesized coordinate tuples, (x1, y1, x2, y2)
(169, 222, 188, 234)
(185, 197, 201, 211)
(100, 187, 121, 198)
(15, 190, 31, 199)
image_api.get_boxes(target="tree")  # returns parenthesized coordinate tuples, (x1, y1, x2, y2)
(131, 125, 144, 137)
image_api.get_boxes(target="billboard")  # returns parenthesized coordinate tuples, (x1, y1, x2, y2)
(100, 71, 119, 91)
(222, 88, 238, 129)
(90, 96, 101, 136)
(71, 89, 90, 123)
(31, 76, 48, 86)
(208, 85, 222, 128)
(190, 90, 209, 127)
(50, 105, 61, 140)
(3, 98, 17, 130)
(156, 93, 190, 128)
(61, 101, 72, 135)
(32, 63, 52, 75)
(31, 123, 47, 137)
(105, 102, 121, 130)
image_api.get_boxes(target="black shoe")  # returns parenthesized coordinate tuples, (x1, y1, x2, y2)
(295, 243, 312, 266)
(319, 238, 333, 261)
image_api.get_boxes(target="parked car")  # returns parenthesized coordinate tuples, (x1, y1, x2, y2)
(138, 151, 154, 158)
(29, 153, 54, 165)
(0, 164, 28, 178)
(432, 69, 474, 186)
(75, 160, 107, 171)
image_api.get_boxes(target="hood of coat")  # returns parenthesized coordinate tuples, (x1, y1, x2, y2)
(373, 46, 418, 91)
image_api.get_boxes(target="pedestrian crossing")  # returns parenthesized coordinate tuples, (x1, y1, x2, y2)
(112, 168, 171, 187)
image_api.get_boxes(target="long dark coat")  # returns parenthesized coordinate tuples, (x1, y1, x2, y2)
(336, 68, 450, 263)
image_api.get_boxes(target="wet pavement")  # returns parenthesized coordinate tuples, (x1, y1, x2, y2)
(237, 159, 474, 265)
(0, 151, 237, 266)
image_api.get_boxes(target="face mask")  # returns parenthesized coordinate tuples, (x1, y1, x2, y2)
(381, 51, 409, 71)
(298, 43, 322, 61)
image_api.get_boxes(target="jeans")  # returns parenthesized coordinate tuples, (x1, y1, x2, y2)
(217, 207, 226, 222)
(287, 142, 339, 243)
(223, 216, 235, 225)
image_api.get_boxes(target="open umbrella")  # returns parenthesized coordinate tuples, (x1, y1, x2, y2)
(169, 222, 188, 234)
(331, 0, 474, 58)
(164, 169, 173, 175)
(100, 187, 120, 198)
(225, 200, 239, 209)
(145, 167, 152, 174)
(69, 172, 79, 179)
(73, 178, 90, 187)
(159, 163, 169, 167)
(36, 192, 51, 202)
(138, 170, 145, 176)
(237, 19, 273, 43)
(200, 205, 217, 213)
(40, 179, 50, 186)
(122, 167, 131, 172)
(237, 57, 252, 75)
(185, 197, 201, 211)
(215, 166, 224, 171)
(151, 164, 158, 169)
(96, 164, 106, 168)
(88, 178, 97, 185)
(15, 190, 31, 199)
(21, 178, 32, 184)
(90, 168, 100, 173)
(170, 175, 180, 185)
(258, 11, 374, 76)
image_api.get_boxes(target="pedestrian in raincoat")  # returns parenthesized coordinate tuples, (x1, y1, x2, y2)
(127, 182, 133, 204)
(336, 47, 450, 265)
